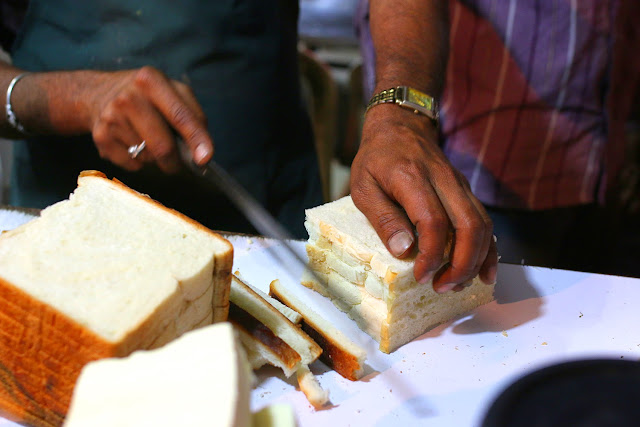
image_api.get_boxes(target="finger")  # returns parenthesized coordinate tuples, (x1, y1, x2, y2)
(107, 116, 154, 164)
(352, 169, 450, 286)
(462, 182, 493, 278)
(391, 178, 450, 286)
(92, 110, 146, 170)
(109, 140, 145, 171)
(133, 67, 213, 165)
(114, 90, 182, 174)
(479, 235, 499, 285)
(171, 81, 214, 164)
(351, 180, 416, 259)
(430, 173, 487, 292)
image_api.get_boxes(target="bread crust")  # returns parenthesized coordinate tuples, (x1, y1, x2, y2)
(270, 280, 366, 381)
(228, 303, 301, 374)
(0, 277, 119, 427)
(0, 171, 234, 426)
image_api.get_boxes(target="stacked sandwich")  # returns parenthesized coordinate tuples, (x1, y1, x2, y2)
(302, 196, 495, 353)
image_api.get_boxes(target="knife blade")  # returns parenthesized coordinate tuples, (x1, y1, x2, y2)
(177, 139, 322, 283)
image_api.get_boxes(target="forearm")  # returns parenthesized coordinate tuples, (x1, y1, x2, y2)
(369, 0, 449, 98)
(1, 62, 98, 138)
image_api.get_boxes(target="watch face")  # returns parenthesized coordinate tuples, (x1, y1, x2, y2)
(406, 87, 434, 111)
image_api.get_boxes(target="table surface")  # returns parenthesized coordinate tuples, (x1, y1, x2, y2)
(1, 209, 639, 427)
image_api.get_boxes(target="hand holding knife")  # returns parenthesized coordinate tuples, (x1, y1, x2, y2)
(177, 138, 322, 282)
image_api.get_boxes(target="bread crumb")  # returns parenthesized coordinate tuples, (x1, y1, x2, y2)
(501, 331, 508, 337)
(579, 312, 584, 318)
(541, 342, 548, 346)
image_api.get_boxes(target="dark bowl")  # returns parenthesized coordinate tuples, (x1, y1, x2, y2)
(482, 358, 640, 427)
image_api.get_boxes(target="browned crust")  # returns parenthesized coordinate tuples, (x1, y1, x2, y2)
(269, 284, 363, 381)
(231, 276, 322, 362)
(80, 171, 233, 323)
(0, 276, 119, 427)
(0, 171, 234, 426)
(228, 303, 300, 370)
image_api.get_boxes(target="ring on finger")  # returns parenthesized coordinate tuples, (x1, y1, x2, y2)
(127, 140, 146, 159)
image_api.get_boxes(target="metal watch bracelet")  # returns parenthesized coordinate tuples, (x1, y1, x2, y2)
(365, 86, 439, 125)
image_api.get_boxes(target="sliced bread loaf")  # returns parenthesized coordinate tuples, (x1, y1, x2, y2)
(0, 171, 233, 426)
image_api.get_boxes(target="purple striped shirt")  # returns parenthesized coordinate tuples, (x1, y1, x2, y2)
(356, 0, 639, 209)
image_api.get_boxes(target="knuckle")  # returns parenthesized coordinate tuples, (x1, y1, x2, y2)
(99, 105, 121, 126)
(460, 214, 485, 235)
(390, 159, 425, 182)
(376, 212, 397, 232)
(111, 93, 132, 111)
(170, 103, 196, 129)
(133, 66, 161, 89)
(417, 213, 449, 235)
(450, 262, 477, 279)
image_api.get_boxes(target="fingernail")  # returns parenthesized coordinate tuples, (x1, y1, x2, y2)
(418, 270, 435, 285)
(487, 265, 497, 285)
(452, 284, 465, 292)
(388, 231, 413, 257)
(435, 282, 456, 294)
(194, 144, 210, 163)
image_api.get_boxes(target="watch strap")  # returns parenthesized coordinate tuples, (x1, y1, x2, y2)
(365, 86, 439, 124)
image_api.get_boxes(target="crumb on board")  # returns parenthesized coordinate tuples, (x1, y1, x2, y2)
(501, 331, 508, 337)
(542, 342, 548, 346)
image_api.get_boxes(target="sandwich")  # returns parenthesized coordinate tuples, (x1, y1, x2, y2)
(229, 274, 331, 408)
(270, 279, 367, 381)
(228, 275, 322, 377)
(0, 171, 233, 426)
(302, 195, 495, 353)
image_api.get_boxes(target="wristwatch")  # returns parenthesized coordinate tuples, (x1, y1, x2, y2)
(366, 86, 439, 124)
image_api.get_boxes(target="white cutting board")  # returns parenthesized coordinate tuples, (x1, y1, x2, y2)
(1, 209, 639, 426)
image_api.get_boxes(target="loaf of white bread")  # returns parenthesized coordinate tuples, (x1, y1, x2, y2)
(0, 171, 233, 427)
(63, 322, 253, 427)
(302, 196, 495, 353)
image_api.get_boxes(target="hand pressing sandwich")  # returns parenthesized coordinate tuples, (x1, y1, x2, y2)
(351, 0, 498, 294)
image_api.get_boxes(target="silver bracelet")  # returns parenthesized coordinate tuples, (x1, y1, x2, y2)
(5, 72, 31, 134)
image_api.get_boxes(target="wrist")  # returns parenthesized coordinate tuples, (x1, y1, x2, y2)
(10, 70, 101, 136)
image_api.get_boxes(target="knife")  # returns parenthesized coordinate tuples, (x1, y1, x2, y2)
(177, 139, 322, 282)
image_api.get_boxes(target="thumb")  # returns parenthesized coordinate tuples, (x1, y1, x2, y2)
(352, 189, 415, 258)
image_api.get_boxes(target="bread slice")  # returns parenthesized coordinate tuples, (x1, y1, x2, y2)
(252, 404, 297, 427)
(234, 271, 302, 324)
(63, 322, 253, 427)
(0, 171, 233, 427)
(229, 275, 322, 373)
(296, 365, 330, 409)
(270, 279, 367, 381)
(303, 196, 495, 353)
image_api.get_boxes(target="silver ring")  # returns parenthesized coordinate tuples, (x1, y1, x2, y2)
(127, 140, 146, 159)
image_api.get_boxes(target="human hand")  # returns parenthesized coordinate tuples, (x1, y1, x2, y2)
(87, 66, 213, 173)
(350, 105, 498, 293)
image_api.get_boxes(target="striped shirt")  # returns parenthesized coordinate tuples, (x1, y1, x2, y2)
(356, 0, 639, 210)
